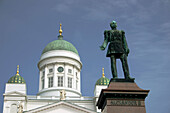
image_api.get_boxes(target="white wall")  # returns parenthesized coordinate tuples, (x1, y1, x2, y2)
(26, 99, 96, 113)
(5, 84, 26, 94)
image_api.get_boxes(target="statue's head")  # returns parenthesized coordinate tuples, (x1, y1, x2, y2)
(110, 20, 117, 29)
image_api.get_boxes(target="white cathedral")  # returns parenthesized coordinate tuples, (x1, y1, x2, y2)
(3, 24, 110, 113)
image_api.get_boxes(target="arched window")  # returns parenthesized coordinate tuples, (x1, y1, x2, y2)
(10, 104, 17, 113)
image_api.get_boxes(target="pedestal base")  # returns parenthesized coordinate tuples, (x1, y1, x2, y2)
(110, 78, 135, 83)
(97, 79, 149, 113)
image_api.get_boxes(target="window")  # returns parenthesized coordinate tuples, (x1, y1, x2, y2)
(48, 77, 53, 88)
(42, 79, 44, 89)
(68, 69, 72, 74)
(76, 72, 78, 78)
(58, 67, 64, 72)
(76, 80, 78, 90)
(49, 68, 53, 73)
(68, 77, 72, 88)
(10, 104, 17, 113)
(43, 71, 45, 76)
(58, 76, 63, 87)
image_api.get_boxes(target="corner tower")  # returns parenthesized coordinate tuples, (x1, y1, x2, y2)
(3, 65, 27, 113)
(37, 24, 82, 97)
(94, 68, 110, 112)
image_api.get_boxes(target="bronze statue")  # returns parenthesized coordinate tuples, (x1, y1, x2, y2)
(100, 21, 132, 80)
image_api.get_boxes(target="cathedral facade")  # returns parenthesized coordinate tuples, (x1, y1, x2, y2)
(3, 24, 110, 113)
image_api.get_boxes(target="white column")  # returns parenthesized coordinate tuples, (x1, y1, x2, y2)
(54, 64, 57, 87)
(44, 65, 48, 88)
(78, 71, 81, 92)
(39, 71, 42, 91)
(24, 101, 27, 112)
(64, 63, 67, 87)
(73, 66, 76, 89)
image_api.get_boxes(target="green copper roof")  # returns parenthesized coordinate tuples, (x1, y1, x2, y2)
(42, 36, 79, 55)
(95, 76, 110, 85)
(8, 65, 26, 84)
(8, 75, 26, 84)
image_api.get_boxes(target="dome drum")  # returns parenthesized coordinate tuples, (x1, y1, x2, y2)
(37, 87, 81, 97)
(38, 50, 82, 70)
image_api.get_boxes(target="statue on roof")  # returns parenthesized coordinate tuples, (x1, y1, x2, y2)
(18, 101, 23, 113)
(60, 89, 66, 100)
(100, 20, 133, 80)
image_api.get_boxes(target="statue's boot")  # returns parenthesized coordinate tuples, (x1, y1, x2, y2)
(125, 75, 133, 80)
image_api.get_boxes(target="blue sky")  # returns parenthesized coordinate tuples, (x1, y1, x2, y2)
(0, 0, 170, 113)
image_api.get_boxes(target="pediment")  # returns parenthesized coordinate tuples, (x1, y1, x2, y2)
(25, 101, 96, 113)
(3, 91, 26, 97)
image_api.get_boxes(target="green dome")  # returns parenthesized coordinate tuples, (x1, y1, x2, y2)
(42, 36, 79, 55)
(8, 74, 26, 84)
(95, 76, 110, 85)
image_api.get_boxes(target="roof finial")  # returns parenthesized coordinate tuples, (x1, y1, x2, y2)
(59, 23, 63, 36)
(16, 65, 19, 75)
(102, 68, 105, 77)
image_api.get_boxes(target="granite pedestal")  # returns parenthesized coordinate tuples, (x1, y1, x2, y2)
(97, 78, 149, 113)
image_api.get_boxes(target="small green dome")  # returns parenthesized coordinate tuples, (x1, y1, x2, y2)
(42, 36, 79, 55)
(95, 76, 110, 85)
(8, 75, 26, 84)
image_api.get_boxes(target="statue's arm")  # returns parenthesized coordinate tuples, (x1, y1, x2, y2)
(121, 30, 130, 55)
(100, 30, 109, 51)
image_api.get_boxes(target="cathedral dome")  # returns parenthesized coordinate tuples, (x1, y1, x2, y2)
(37, 24, 82, 97)
(42, 36, 79, 55)
(8, 65, 25, 84)
(41, 24, 78, 55)
(95, 68, 110, 85)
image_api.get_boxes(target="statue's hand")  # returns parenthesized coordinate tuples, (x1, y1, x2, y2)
(121, 30, 125, 34)
(126, 49, 130, 56)
(100, 45, 105, 50)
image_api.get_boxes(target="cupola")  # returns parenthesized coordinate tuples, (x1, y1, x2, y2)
(8, 65, 26, 84)
(95, 68, 109, 86)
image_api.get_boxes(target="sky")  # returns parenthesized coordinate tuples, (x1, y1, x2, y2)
(0, 0, 170, 113)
